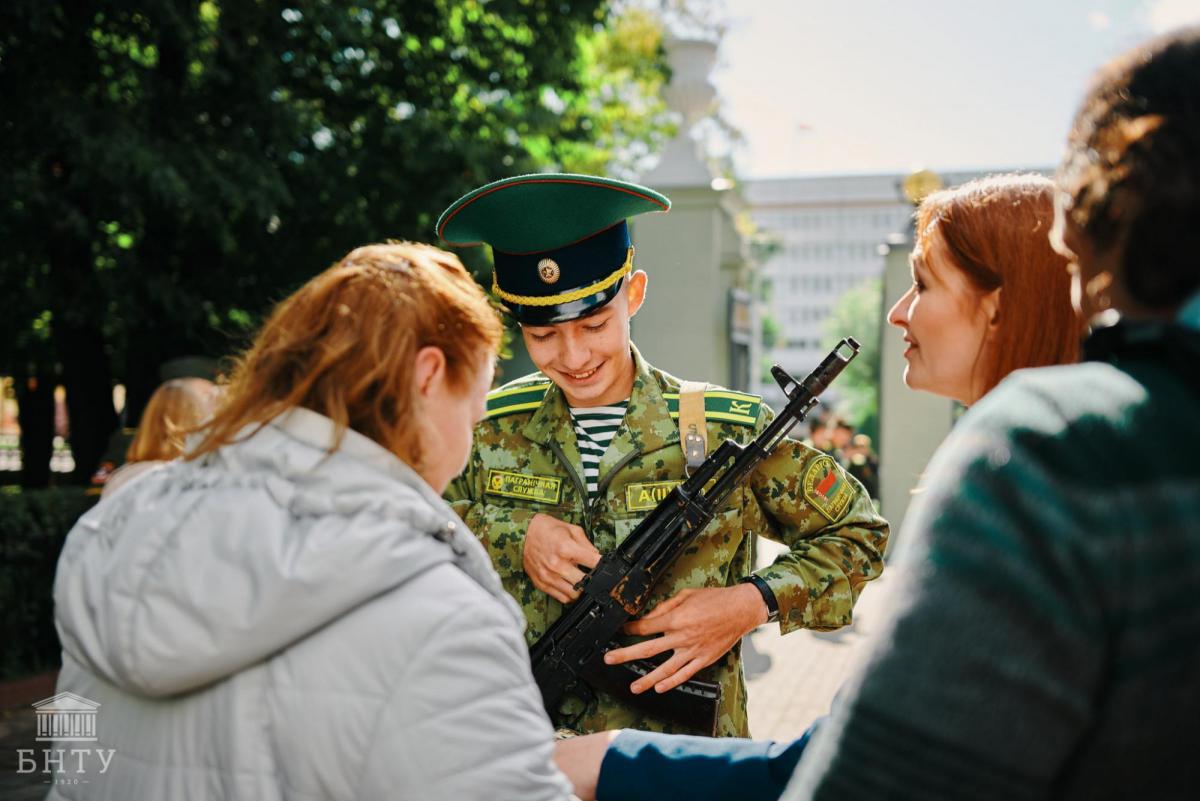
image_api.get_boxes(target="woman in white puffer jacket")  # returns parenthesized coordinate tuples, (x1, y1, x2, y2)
(48, 243, 575, 801)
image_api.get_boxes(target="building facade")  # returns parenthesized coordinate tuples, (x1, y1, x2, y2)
(743, 170, 996, 406)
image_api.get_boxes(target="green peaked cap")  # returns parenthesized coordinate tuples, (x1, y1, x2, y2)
(436, 173, 670, 324)
(436, 173, 670, 253)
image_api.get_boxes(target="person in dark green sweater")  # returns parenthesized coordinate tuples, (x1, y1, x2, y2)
(554, 25, 1200, 801)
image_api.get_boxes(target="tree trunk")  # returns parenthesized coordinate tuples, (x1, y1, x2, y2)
(46, 229, 118, 485)
(15, 373, 54, 488)
(55, 321, 118, 484)
(122, 348, 162, 431)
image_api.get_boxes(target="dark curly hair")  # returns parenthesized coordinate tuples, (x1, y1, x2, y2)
(1057, 25, 1200, 309)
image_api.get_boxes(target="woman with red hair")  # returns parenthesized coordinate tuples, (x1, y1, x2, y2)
(50, 243, 575, 800)
(888, 173, 1080, 406)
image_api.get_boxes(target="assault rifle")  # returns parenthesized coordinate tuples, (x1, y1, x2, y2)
(530, 338, 861, 734)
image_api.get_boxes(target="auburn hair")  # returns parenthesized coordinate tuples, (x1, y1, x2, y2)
(126, 378, 216, 463)
(187, 242, 503, 467)
(916, 174, 1081, 396)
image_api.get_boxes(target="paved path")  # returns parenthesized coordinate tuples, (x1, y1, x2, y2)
(745, 540, 899, 740)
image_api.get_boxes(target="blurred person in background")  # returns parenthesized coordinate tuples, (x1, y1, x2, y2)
(99, 377, 219, 497)
(558, 25, 1200, 801)
(49, 243, 576, 800)
(841, 434, 878, 501)
(822, 418, 854, 463)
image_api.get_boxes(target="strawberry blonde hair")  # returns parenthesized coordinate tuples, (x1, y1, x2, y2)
(126, 378, 217, 463)
(188, 242, 502, 466)
(916, 174, 1081, 396)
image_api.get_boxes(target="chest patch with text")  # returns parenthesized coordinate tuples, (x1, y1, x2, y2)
(625, 480, 682, 512)
(485, 470, 562, 505)
(802, 455, 854, 522)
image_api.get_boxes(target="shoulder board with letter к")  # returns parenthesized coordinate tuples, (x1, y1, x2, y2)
(662, 389, 761, 427)
(485, 381, 552, 420)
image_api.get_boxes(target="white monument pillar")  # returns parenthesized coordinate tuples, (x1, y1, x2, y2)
(632, 37, 758, 389)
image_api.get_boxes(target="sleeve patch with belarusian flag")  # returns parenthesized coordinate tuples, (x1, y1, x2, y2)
(486, 381, 552, 420)
(663, 389, 761, 427)
(802, 455, 854, 522)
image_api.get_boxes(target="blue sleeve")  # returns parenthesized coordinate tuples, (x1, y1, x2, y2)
(596, 729, 810, 801)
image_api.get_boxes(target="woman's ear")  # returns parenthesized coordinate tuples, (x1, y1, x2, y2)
(413, 346, 447, 398)
(982, 288, 1003, 329)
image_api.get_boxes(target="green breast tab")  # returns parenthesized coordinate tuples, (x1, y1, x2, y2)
(625, 480, 681, 512)
(486, 469, 563, 505)
(663, 389, 761, 427)
(486, 381, 551, 420)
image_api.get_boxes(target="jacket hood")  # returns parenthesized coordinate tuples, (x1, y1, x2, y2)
(54, 407, 519, 698)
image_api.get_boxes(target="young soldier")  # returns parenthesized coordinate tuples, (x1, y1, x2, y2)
(440, 174, 889, 738)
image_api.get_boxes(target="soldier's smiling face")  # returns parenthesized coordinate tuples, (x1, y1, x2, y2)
(521, 270, 647, 407)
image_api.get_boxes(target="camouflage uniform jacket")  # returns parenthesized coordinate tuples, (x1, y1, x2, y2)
(445, 347, 889, 737)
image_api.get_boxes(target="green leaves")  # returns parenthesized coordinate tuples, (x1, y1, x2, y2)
(0, 0, 672, 395)
(822, 278, 883, 442)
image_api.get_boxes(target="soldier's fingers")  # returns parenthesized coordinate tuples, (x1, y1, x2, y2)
(603, 635, 674, 666)
(637, 590, 692, 622)
(532, 573, 567, 602)
(630, 653, 689, 695)
(530, 567, 573, 600)
(653, 658, 706, 694)
(579, 545, 601, 570)
(622, 615, 670, 636)
(542, 587, 571, 604)
(561, 565, 588, 587)
(544, 577, 578, 604)
(555, 576, 582, 602)
(565, 540, 601, 570)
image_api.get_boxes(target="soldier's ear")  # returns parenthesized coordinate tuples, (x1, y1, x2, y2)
(626, 270, 648, 318)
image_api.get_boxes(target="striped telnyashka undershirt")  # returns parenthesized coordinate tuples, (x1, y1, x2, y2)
(569, 401, 630, 499)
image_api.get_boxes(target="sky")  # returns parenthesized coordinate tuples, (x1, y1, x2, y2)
(709, 0, 1200, 177)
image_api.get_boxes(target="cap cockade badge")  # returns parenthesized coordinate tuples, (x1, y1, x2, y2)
(537, 258, 561, 284)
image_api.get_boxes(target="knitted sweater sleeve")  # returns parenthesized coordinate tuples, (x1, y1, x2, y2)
(782, 387, 1106, 801)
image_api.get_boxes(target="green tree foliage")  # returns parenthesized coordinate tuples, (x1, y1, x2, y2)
(822, 278, 882, 442)
(759, 312, 780, 350)
(0, 0, 672, 483)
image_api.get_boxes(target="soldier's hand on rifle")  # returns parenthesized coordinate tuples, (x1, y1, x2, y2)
(602, 585, 769, 694)
(523, 513, 602, 604)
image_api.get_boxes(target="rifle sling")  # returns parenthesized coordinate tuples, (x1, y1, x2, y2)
(678, 380, 708, 475)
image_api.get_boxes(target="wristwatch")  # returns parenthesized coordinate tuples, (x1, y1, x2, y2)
(740, 574, 780, 624)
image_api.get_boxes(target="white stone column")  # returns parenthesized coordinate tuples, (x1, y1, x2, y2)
(633, 36, 758, 389)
